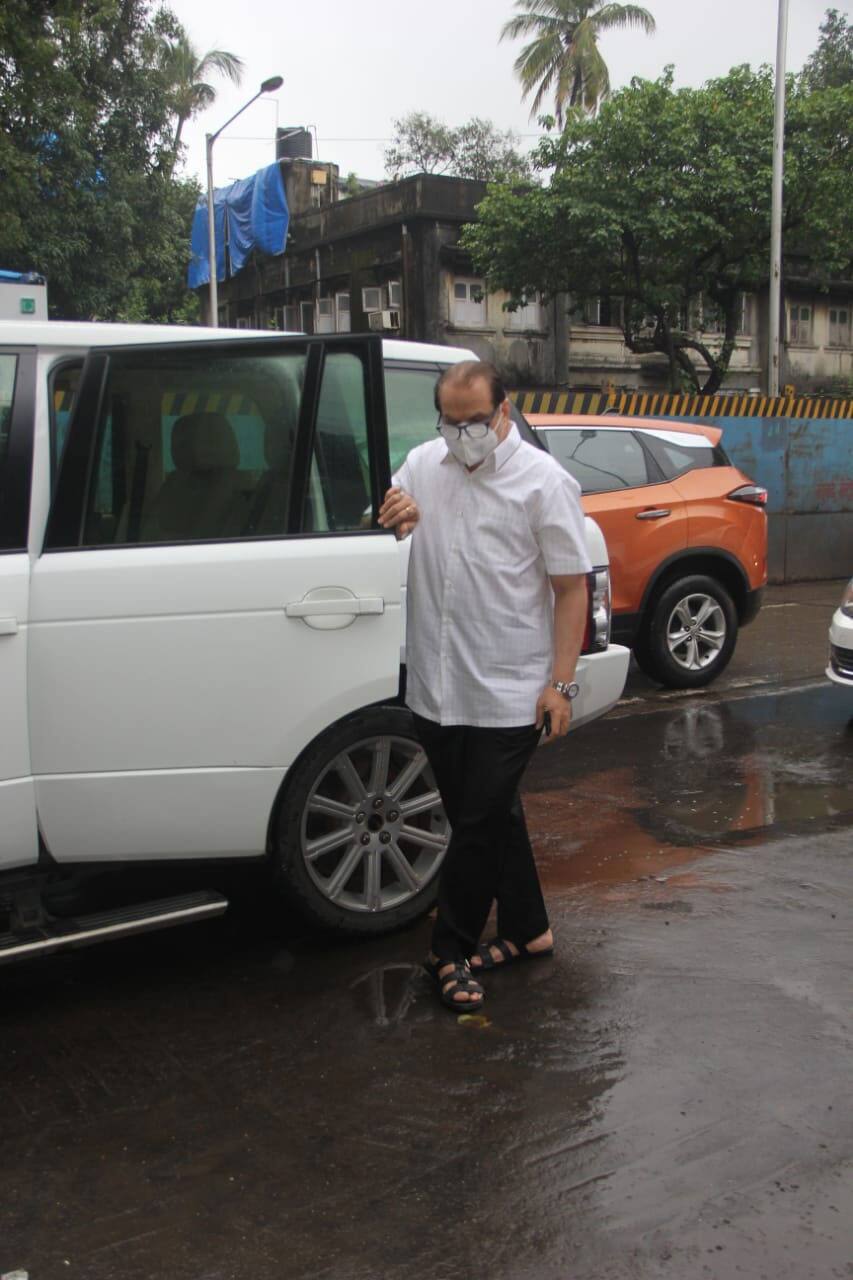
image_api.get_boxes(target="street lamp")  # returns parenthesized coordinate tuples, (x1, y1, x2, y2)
(205, 75, 284, 328)
(768, 0, 789, 395)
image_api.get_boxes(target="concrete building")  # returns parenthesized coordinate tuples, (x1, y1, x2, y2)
(209, 138, 852, 396)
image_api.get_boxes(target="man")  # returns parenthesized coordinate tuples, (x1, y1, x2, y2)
(379, 361, 590, 1012)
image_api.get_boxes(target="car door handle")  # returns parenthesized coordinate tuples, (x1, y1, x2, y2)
(0, 617, 19, 636)
(636, 508, 671, 520)
(285, 597, 385, 618)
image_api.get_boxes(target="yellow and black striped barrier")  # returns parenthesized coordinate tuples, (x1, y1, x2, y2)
(53, 389, 257, 416)
(510, 388, 853, 419)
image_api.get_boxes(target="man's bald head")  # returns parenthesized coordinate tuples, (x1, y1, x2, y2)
(434, 360, 506, 414)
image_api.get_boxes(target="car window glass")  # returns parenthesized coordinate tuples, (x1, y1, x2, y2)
(641, 432, 716, 479)
(81, 347, 305, 546)
(541, 428, 649, 493)
(306, 351, 372, 532)
(384, 366, 438, 476)
(0, 353, 17, 484)
(50, 363, 82, 476)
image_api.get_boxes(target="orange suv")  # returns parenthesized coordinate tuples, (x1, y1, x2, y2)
(530, 415, 768, 688)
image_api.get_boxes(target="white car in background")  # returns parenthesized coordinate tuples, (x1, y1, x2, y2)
(826, 578, 853, 687)
(0, 321, 629, 963)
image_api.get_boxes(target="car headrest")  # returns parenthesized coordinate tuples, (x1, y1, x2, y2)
(171, 412, 239, 472)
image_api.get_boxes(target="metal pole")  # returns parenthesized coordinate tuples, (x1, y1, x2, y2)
(205, 132, 218, 328)
(768, 0, 789, 396)
(202, 81, 281, 330)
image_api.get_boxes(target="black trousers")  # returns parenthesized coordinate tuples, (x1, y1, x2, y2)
(412, 713, 549, 964)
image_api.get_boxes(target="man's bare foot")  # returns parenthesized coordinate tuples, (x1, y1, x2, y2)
(469, 928, 554, 970)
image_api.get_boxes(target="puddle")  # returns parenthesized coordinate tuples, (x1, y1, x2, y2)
(525, 690, 853, 898)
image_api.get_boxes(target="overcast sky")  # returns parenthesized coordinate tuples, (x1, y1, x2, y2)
(167, 0, 849, 189)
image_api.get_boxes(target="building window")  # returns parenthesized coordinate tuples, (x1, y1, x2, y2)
(738, 293, 751, 336)
(582, 296, 624, 328)
(279, 304, 300, 332)
(451, 278, 486, 327)
(300, 300, 315, 335)
(829, 306, 851, 348)
(788, 304, 812, 345)
(362, 286, 382, 313)
(336, 292, 351, 333)
(316, 297, 335, 334)
(387, 281, 402, 308)
(683, 293, 750, 336)
(506, 294, 545, 331)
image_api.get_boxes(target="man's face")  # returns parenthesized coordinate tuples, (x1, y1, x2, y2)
(438, 375, 511, 440)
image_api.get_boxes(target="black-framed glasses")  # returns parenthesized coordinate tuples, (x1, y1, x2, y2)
(436, 409, 497, 441)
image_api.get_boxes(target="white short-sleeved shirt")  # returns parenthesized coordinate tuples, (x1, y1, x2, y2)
(392, 424, 592, 727)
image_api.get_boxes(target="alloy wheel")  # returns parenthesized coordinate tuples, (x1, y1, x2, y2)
(665, 593, 727, 671)
(300, 734, 448, 913)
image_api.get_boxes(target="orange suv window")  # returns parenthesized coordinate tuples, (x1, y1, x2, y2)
(541, 428, 651, 494)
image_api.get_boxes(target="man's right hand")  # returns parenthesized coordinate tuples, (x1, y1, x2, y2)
(379, 487, 420, 539)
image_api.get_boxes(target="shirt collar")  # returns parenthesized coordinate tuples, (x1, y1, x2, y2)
(440, 423, 522, 473)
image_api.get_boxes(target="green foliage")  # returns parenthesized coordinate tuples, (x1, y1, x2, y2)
(0, 0, 202, 321)
(802, 8, 852, 91)
(157, 33, 244, 167)
(385, 112, 531, 181)
(463, 65, 853, 392)
(501, 0, 656, 121)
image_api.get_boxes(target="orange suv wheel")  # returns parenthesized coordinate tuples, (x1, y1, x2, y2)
(634, 574, 738, 689)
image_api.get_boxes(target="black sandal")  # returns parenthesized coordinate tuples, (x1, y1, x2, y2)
(471, 937, 555, 972)
(423, 957, 485, 1012)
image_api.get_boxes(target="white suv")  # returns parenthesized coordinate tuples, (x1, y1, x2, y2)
(827, 578, 853, 687)
(0, 322, 629, 961)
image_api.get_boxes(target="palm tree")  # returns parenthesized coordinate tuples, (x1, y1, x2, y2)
(501, 0, 656, 122)
(160, 34, 245, 168)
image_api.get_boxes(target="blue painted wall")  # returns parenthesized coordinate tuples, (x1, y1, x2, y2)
(664, 416, 852, 582)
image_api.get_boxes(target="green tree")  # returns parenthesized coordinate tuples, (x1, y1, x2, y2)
(462, 66, 853, 392)
(158, 32, 244, 171)
(385, 112, 531, 181)
(500, 0, 656, 122)
(0, 0, 201, 321)
(801, 7, 852, 90)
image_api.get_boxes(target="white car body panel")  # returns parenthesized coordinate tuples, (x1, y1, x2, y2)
(0, 554, 38, 869)
(29, 538, 402, 862)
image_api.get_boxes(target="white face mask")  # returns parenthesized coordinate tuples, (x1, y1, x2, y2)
(439, 421, 502, 468)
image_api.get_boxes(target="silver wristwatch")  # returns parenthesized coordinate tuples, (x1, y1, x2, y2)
(552, 680, 580, 700)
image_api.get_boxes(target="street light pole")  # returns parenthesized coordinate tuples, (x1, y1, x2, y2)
(205, 132, 218, 327)
(768, 0, 789, 396)
(205, 75, 283, 329)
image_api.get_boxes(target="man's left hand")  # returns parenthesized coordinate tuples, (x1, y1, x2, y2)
(536, 686, 572, 742)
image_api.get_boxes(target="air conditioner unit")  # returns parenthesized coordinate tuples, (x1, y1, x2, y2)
(382, 309, 401, 330)
(368, 311, 385, 331)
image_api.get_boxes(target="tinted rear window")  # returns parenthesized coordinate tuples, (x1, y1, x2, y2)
(640, 430, 728, 479)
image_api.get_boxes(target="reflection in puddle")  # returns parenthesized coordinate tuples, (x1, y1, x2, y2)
(526, 694, 853, 899)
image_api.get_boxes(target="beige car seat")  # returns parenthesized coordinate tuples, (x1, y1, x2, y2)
(142, 412, 242, 541)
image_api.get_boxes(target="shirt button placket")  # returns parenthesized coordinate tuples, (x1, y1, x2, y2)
(439, 498, 464, 719)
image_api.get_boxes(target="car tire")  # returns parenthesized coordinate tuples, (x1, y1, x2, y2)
(634, 574, 738, 689)
(270, 706, 448, 936)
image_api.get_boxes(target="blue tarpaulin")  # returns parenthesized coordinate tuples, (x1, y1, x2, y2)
(188, 163, 289, 288)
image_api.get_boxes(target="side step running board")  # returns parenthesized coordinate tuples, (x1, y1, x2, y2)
(0, 890, 228, 965)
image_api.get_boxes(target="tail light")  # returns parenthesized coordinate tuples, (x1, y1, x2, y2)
(728, 484, 767, 506)
(582, 567, 611, 653)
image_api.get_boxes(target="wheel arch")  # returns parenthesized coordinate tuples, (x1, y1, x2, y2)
(638, 549, 750, 628)
(263, 683, 408, 856)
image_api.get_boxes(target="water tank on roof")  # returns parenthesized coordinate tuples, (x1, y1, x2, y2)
(276, 127, 313, 161)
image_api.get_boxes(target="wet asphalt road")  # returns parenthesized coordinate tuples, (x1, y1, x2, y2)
(2, 583, 851, 1280)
